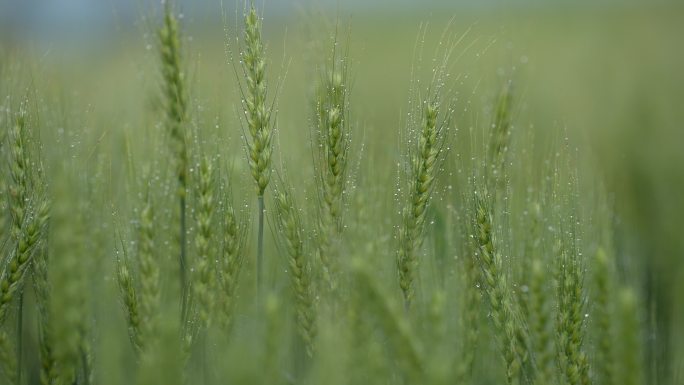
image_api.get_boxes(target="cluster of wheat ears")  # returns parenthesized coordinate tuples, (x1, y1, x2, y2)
(0, 2, 648, 385)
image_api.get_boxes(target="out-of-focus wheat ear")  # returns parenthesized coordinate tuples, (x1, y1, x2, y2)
(135, 317, 183, 385)
(32, 246, 59, 385)
(193, 156, 215, 327)
(487, 82, 513, 194)
(617, 286, 645, 385)
(529, 258, 555, 385)
(158, 1, 188, 190)
(0, 155, 6, 239)
(115, 235, 142, 352)
(352, 258, 424, 382)
(314, 43, 352, 293)
(263, 292, 282, 384)
(0, 330, 17, 384)
(525, 202, 555, 385)
(273, 187, 316, 357)
(137, 189, 160, 348)
(49, 172, 88, 385)
(593, 247, 616, 385)
(398, 101, 441, 310)
(456, 240, 480, 383)
(347, 255, 390, 382)
(473, 193, 528, 385)
(218, 196, 247, 332)
(158, 0, 189, 311)
(554, 240, 591, 385)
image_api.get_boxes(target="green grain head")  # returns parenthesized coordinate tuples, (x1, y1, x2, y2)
(242, 6, 273, 196)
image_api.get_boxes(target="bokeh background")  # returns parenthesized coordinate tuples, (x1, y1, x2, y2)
(1, 0, 683, 383)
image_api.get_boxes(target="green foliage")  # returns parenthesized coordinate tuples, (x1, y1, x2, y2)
(0, 3, 678, 385)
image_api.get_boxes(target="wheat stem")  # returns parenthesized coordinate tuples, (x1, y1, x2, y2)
(257, 195, 264, 297)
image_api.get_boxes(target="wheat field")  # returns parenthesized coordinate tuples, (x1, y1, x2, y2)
(1, 1, 683, 385)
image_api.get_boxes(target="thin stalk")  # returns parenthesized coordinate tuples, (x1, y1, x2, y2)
(257, 194, 265, 298)
(180, 195, 188, 317)
(17, 294, 23, 385)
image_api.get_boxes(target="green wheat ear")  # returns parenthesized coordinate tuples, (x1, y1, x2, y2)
(473, 192, 528, 385)
(0, 331, 17, 384)
(158, 0, 190, 310)
(273, 187, 316, 357)
(0, 114, 50, 326)
(138, 189, 160, 348)
(33, 233, 58, 385)
(397, 101, 442, 310)
(242, 6, 273, 196)
(488, 82, 513, 192)
(240, 4, 274, 298)
(593, 247, 616, 385)
(217, 191, 247, 332)
(49, 171, 88, 385)
(193, 156, 216, 327)
(314, 41, 352, 294)
(617, 286, 644, 385)
(353, 258, 424, 382)
(554, 239, 590, 385)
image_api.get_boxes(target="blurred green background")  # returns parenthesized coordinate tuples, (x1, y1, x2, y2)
(2, 0, 683, 383)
